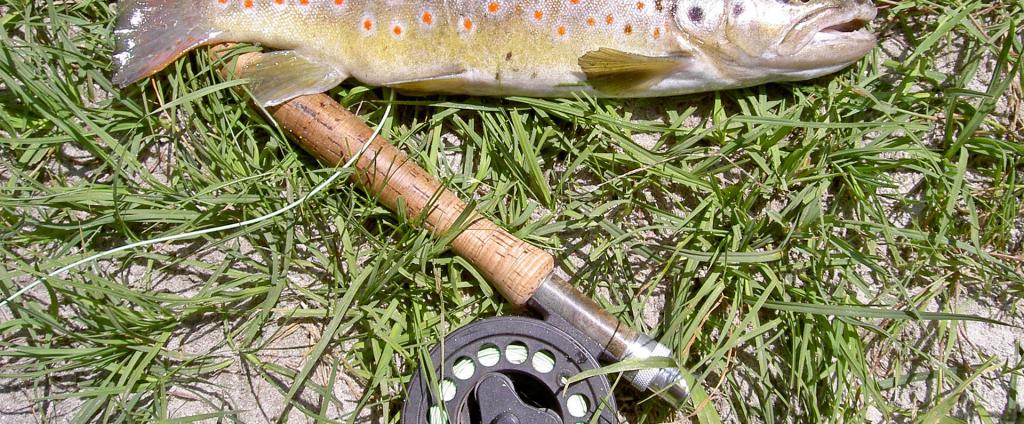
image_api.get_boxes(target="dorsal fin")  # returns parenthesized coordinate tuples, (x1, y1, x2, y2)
(578, 48, 692, 95)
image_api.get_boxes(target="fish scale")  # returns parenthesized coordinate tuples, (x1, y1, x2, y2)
(112, 0, 878, 105)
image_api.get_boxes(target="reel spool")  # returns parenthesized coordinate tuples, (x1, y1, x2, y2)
(403, 316, 618, 424)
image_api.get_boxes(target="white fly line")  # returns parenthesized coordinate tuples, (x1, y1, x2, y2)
(1, 101, 393, 308)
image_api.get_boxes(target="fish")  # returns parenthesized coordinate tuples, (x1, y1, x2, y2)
(112, 0, 878, 106)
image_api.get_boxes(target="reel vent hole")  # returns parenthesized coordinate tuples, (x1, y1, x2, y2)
(505, 342, 528, 364)
(439, 379, 457, 402)
(566, 394, 590, 418)
(452, 357, 475, 380)
(477, 343, 500, 367)
(532, 350, 555, 373)
(428, 406, 448, 424)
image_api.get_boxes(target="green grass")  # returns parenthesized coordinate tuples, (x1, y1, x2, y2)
(1, 0, 1023, 422)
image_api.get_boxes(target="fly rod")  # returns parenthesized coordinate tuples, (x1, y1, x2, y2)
(218, 46, 690, 408)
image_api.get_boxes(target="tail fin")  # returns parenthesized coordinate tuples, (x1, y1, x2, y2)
(112, 0, 221, 86)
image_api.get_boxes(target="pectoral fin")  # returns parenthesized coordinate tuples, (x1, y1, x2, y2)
(578, 48, 691, 95)
(236, 50, 348, 107)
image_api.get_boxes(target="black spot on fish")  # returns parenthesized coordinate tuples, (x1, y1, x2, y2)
(623, 24, 633, 34)
(654, 0, 664, 12)
(688, 6, 704, 23)
(733, 3, 744, 16)
(505, 51, 513, 61)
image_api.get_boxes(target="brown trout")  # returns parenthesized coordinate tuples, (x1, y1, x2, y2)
(113, 0, 878, 106)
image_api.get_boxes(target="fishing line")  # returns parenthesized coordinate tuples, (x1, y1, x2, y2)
(0, 100, 394, 309)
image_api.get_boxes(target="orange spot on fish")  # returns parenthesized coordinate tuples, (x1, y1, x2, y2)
(586, 17, 595, 26)
(557, 26, 567, 36)
(623, 24, 633, 34)
(463, 18, 474, 31)
(605, 15, 614, 25)
(487, 2, 500, 13)
(636, 1, 645, 10)
(392, 25, 403, 36)
(653, 27, 661, 39)
(274, 0, 284, 4)
(243, 0, 253, 7)
(533, 10, 544, 21)
(569, 0, 580, 4)
(334, 0, 344, 5)
(363, 19, 374, 31)
(422, 11, 433, 25)
(299, 0, 308, 5)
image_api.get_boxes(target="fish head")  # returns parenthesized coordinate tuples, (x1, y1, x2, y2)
(672, 0, 878, 79)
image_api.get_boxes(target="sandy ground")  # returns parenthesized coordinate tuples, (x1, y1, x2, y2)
(1, 7, 1022, 424)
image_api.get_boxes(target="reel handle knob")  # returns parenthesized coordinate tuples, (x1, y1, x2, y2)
(476, 374, 560, 424)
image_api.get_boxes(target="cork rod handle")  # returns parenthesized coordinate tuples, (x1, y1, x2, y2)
(213, 47, 553, 305)
(268, 95, 553, 305)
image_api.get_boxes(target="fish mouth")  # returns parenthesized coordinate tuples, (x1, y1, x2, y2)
(777, 5, 878, 66)
(819, 18, 871, 35)
(810, 14, 876, 45)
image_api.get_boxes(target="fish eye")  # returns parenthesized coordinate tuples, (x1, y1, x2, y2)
(674, 0, 724, 34)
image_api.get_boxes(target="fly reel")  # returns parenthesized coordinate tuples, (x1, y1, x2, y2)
(403, 316, 618, 424)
